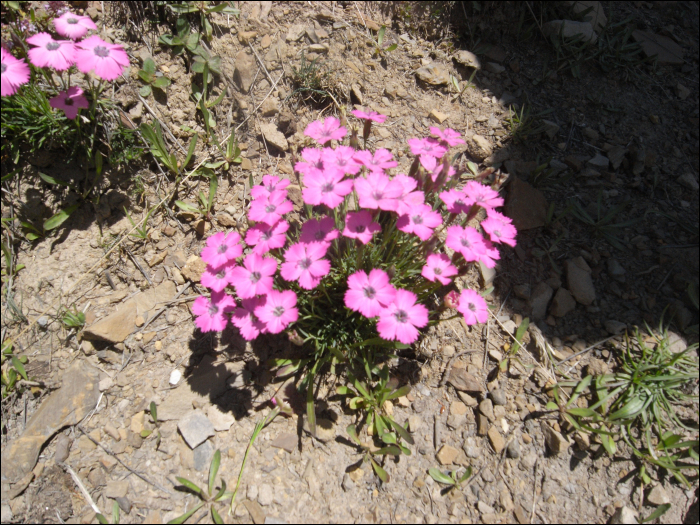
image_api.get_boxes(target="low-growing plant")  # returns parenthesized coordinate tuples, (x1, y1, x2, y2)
(569, 192, 638, 250)
(137, 57, 171, 97)
(124, 205, 157, 241)
(95, 500, 121, 525)
(167, 1, 240, 43)
(1, 339, 28, 398)
(450, 69, 477, 103)
(158, 16, 201, 57)
(289, 51, 337, 105)
(174, 171, 218, 221)
(140, 120, 198, 179)
(60, 304, 85, 329)
(370, 25, 398, 59)
(428, 466, 473, 493)
(140, 401, 162, 449)
(171, 449, 230, 524)
(505, 104, 552, 143)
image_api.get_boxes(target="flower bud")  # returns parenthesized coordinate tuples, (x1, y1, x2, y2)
(349, 127, 360, 150)
(444, 290, 460, 309)
(288, 329, 305, 346)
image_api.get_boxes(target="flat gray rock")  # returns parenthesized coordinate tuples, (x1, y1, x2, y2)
(259, 122, 288, 152)
(566, 257, 596, 305)
(550, 287, 576, 317)
(270, 433, 297, 453)
(448, 368, 483, 393)
(193, 439, 215, 471)
(529, 282, 553, 320)
(178, 409, 216, 449)
(233, 49, 256, 93)
(632, 30, 684, 65)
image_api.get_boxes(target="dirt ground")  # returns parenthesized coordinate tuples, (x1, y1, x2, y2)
(1, 1, 698, 524)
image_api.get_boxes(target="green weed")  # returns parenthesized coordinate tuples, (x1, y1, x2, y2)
(1, 339, 28, 399)
(290, 51, 338, 105)
(428, 466, 473, 494)
(569, 192, 639, 250)
(172, 449, 230, 524)
(138, 57, 172, 97)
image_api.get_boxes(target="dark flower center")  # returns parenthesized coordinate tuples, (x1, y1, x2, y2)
(250, 271, 261, 283)
(411, 215, 423, 225)
(355, 225, 366, 233)
(321, 182, 335, 193)
(265, 204, 277, 213)
(272, 306, 285, 317)
(216, 269, 226, 279)
(314, 230, 325, 240)
(433, 267, 442, 275)
(217, 244, 228, 253)
(468, 302, 476, 312)
(298, 258, 312, 270)
(493, 229, 501, 237)
(372, 190, 384, 201)
(46, 41, 60, 51)
(64, 97, 74, 106)
(1, 63, 6, 73)
(460, 238, 471, 248)
(363, 286, 376, 299)
(208, 304, 219, 315)
(261, 231, 271, 241)
(67, 17, 79, 25)
(93, 45, 110, 58)
(394, 309, 408, 323)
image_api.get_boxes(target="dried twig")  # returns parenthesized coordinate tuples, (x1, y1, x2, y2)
(123, 245, 153, 286)
(60, 462, 102, 515)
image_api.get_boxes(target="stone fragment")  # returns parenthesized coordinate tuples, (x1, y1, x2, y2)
(244, 499, 266, 524)
(127, 431, 143, 449)
(484, 45, 507, 62)
(105, 480, 129, 499)
(258, 483, 274, 506)
(270, 433, 297, 453)
(607, 258, 626, 281)
(488, 426, 505, 454)
(479, 261, 496, 288)
(587, 153, 609, 170)
(193, 439, 215, 471)
(677, 173, 699, 191)
(476, 413, 489, 436)
(303, 417, 335, 442)
(550, 288, 576, 317)
(430, 109, 448, 124)
(543, 20, 598, 44)
(104, 423, 120, 441)
(490, 389, 507, 406)
(307, 43, 329, 53)
(178, 409, 216, 449)
(605, 320, 627, 335)
(504, 177, 548, 230)
(259, 122, 288, 152)
(260, 34, 271, 49)
(415, 64, 450, 86)
(448, 369, 483, 393)
(233, 50, 256, 93)
(206, 405, 235, 432)
(485, 62, 505, 74)
(341, 473, 355, 492)
(238, 31, 257, 45)
(506, 438, 521, 458)
(408, 415, 422, 433)
(541, 423, 569, 455)
(467, 134, 493, 161)
(676, 83, 690, 100)
(529, 282, 553, 320)
(453, 50, 481, 69)
(116, 497, 131, 514)
(286, 24, 306, 42)
(260, 97, 279, 117)
(610, 506, 638, 524)
(436, 445, 460, 465)
(566, 1, 607, 31)
(646, 484, 670, 506)
(632, 30, 684, 65)
(1, 361, 99, 483)
(479, 399, 495, 422)
(541, 120, 560, 139)
(566, 257, 596, 305)
(607, 146, 626, 170)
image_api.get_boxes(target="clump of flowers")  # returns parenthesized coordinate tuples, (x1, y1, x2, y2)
(191, 112, 517, 448)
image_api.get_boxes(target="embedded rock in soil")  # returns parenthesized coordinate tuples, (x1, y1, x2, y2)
(565, 257, 596, 305)
(541, 422, 570, 455)
(259, 122, 288, 152)
(479, 399, 495, 422)
(604, 320, 627, 335)
(270, 433, 297, 453)
(541, 120, 560, 139)
(105, 480, 129, 499)
(466, 134, 493, 161)
(487, 426, 505, 454)
(506, 438, 521, 459)
(193, 440, 215, 471)
(504, 177, 548, 230)
(647, 484, 670, 506)
(677, 173, 699, 191)
(490, 389, 507, 406)
(244, 500, 266, 524)
(1, 361, 99, 483)
(233, 49, 256, 93)
(415, 63, 450, 86)
(303, 417, 335, 442)
(610, 506, 639, 524)
(448, 368, 483, 393)
(566, 1, 607, 31)
(607, 146, 627, 170)
(453, 50, 481, 69)
(436, 445, 460, 465)
(529, 282, 553, 320)
(632, 30, 684, 65)
(543, 20, 598, 44)
(550, 288, 576, 317)
(587, 153, 609, 170)
(206, 405, 235, 432)
(177, 409, 216, 449)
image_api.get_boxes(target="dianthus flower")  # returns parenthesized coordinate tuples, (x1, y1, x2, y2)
(481, 209, 517, 247)
(200, 231, 242, 268)
(245, 219, 290, 255)
(322, 146, 362, 175)
(354, 172, 403, 211)
(343, 211, 381, 244)
(304, 117, 346, 145)
(49, 86, 89, 119)
(1, 47, 30, 97)
(430, 126, 465, 147)
(407, 137, 448, 158)
(281, 242, 331, 290)
(248, 189, 293, 225)
(351, 109, 387, 123)
(53, 11, 97, 40)
(302, 168, 353, 209)
(26, 33, 75, 70)
(396, 204, 442, 241)
(250, 175, 291, 200)
(457, 289, 489, 325)
(200, 262, 236, 293)
(478, 238, 501, 269)
(231, 297, 267, 340)
(421, 253, 458, 285)
(439, 189, 472, 215)
(192, 292, 235, 333)
(294, 147, 325, 177)
(299, 216, 339, 245)
(229, 253, 277, 298)
(445, 225, 487, 262)
(393, 174, 425, 216)
(344, 269, 396, 318)
(463, 181, 504, 210)
(75, 35, 129, 81)
(353, 148, 398, 173)
(254, 290, 298, 334)
(377, 289, 429, 344)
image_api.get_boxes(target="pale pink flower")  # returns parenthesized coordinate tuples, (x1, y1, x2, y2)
(457, 289, 489, 325)
(200, 262, 236, 293)
(304, 117, 346, 145)
(481, 210, 517, 247)
(377, 289, 429, 344)
(255, 290, 299, 334)
(49, 86, 89, 119)
(302, 168, 353, 209)
(430, 126, 465, 146)
(463, 181, 504, 210)
(353, 148, 397, 173)
(351, 109, 387, 123)
(407, 137, 448, 158)
(231, 297, 267, 340)
(322, 146, 362, 175)
(394, 174, 425, 216)
(439, 189, 472, 214)
(478, 238, 501, 269)
(281, 242, 330, 289)
(250, 175, 291, 200)
(1, 48, 30, 97)
(245, 220, 290, 255)
(299, 216, 339, 245)
(53, 12, 97, 40)
(26, 33, 75, 70)
(396, 204, 442, 241)
(420, 155, 455, 185)
(445, 225, 487, 262)
(192, 292, 235, 333)
(75, 35, 129, 81)
(294, 147, 326, 177)
(344, 269, 396, 318)
(200, 231, 242, 268)
(421, 253, 458, 285)
(229, 253, 277, 298)
(354, 172, 403, 211)
(343, 211, 381, 244)
(248, 189, 294, 225)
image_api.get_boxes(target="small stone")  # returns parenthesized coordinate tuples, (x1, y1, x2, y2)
(610, 506, 638, 524)
(490, 389, 507, 406)
(607, 258, 626, 281)
(286, 24, 306, 42)
(259, 123, 288, 152)
(587, 153, 609, 170)
(604, 320, 627, 335)
(467, 134, 493, 161)
(260, 34, 271, 48)
(99, 377, 113, 392)
(513, 284, 531, 300)
(348, 467, 365, 483)
(258, 483, 274, 506)
(244, 499, 266, 524)
(270, 433, 297, 453)
(307, 43, 329, 54)
(647, 484, 670, 506)
(105, 480, 129, 499)
(477, 413, 489, 436)
(127, 431, 143, 449)
(88, 467, 106, 487)
(541, 422, 569, 455)
(676, 83, 690, 100)
(104, 423, 120, 441)
(240, 158, 254, 171)
(178, 409, 216, 449)
(574, 432, 590, 451)
(193, 439, 215, 472)
(303, 417, 335, 442)
(207, 405, 235, 432)
(415, 64, 450, 85)
(233, 49, 256, 93)
(478, 501, 496, 515)
(342, 473, 355, 492)
(487, 426, 505, 454)
(550, 288, 576, 317)
(169, 369, 182, 386)
(130, 412, 145, 434)
(677, 173, 699, 191)
(134, 315, 145, 327)
(238, 31, 257, 44)
(541, 120, 560, 139)
(260, 97, 279, 117)
(529, 282, 553, 320)
(506, 438, 521, 458)
(514, 505, 529, 524)
(543, 20, 598, 44)
(453, 50, 481, 69)
(437, 445, 460, 465)
(632, 30, 684, 65)
(458, 392, 478, 407)
(607, 146, 626, 170)
(448, 369, 483, 393)
(450, 401, 468, 416)
(430, 109, 448, 124)
(115, 497, 131, 515)
(181, 255, 207, 283)
(479, 261, 496, 288)
(479, 399, 495, 422)
(566, 257, 596, 305)
(100, 456, 117, 471)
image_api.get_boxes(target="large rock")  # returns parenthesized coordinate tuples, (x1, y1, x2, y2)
(453, 50, 481, 69)
(233, 49, 256, 93)
(565, 257, 596, 305)
(550, 288, 576, 317)
(82, 281, 176, 343)
(1, 361, 99, 483)
(466, 134, 493, 161)
(632, 30, 684, 65)
(178, 409, 216, 449)
(529, 282, 553, 320)
(448, 369, 483, 393)
(543, 20, 598, 44)
(415, 64, 450, 86)
(504, 177, 548, 230)
(259, 122, 288, 152)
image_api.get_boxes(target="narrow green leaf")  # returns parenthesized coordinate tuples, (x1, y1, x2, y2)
(38, 172, 69, 186)
(336, 386, 353, 396)
(307, 372, 316, 437)
(385, 43, 398, 52)
(183, 133, 198, 171)
(370, 457, 389, 483)
(600, 433, 616, 455)
(207, 175, 218, 212)
(112, 499, 120, 524)
(211, 506, 223, 524)
(378, 25, 386, 46)
(515, 317, 530, 343)
(174, 201, 200, 213)
(346, 424, 363, 447)
(140, 429, 153, 438)
(175, 476, 202, 496)
(150, 401, 158, 424)
(167, 502, 204, 524)
(429, 467, 456, 485)
(385, 385, 411, 401)
(207, 86, 227, 109)
(95, 514, 109, 524)
(387, 418, 414, 445)
(566, 408, 598, 418)
(43, 204, 79, 231)
(213, 479, 227, 502)
(640, 504, 671, 523)
(458, 466, 473, 484)
(208, 449, 221, 496)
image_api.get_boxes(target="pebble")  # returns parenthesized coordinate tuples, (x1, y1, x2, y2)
(529, 282, 554, 320)
(258, 483, 274, 506)
(490, 389, 507, 406)
(116, 497, 132, 514)
(677, 173, 699, 191)
(104, 423, 120, 441)
(436, 445, 460, 465)
(98, 377, 113, 392)
(587, 153, 609, 170)
(458, 392, 478, 407)
(506, 438, 521, 459)
(476, 413, 489, 436)
(541, 422, 569, 455)
(566, 257, 596, 305)
(610, 506, 638, 524)
(408, 415, 423, 433)
(449, 369, 483, 393)
(178, 409, 216, 449)
(487, 426, 505, 454)
(463, 437, 481, 459)
(646, 484, 670, 505)
(105, 480, 129, 499)
(604, 320, 627, 335)
(453, 50, 481, 69)
(193, 439, 214, 471)
(479, 399, 495, 422)
(342, 473, 355, 492)
(270, 433, 297, 453)
(169, 369, 182, 386)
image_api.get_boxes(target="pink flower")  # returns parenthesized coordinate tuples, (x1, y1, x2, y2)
(192, 292, 235, 332)
(304, 117, 346, 145)
(1, 47, 30, 97)
(200, 231, 242, 268)
(420, 155, 455, 185)
(255, 290, 299, 334)
(49, 86, 89, 119)
(231, 297, 267, 340)
(421, 253, 458, 285)
(302, 168, 354, 209)
(354, 172, 403, 211)
(200, 262, 236, 293)
(430, 127, 465, 146)
(343, 211, 381, 244)
(294, 147, 326, 177)
(439, 189, 472, 214)
(281, 242, 331, 289)
(353, 148, 397, 173)
(445, 225, 487, 262)
(245, 220, 290, 255)
(396, 204, 442, 241)
(457, 289, 489, 325)
(250, 175, 291, 200)
(463, 181, 504, 210)
(26, 33, 75, 70)
(478, 238, 501, 269)
(299, 216, 339, 245)
(344, 269, 396, 318)
(481, 210, 517, 247)
(75, 35, 129, 81)
(394, 174, 425, 216)
(229, 253, 277, 298)
(376, 289, 429, 344)
(407, 137, 448, 158)
(351, 109, 387, 123)
(248, 189, 294, 225)
(322, 146, 362, 175)
(53, 12, 97, 40)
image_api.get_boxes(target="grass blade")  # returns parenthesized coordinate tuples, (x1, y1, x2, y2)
(640, 503, 671, 523)
(167, 502, 204, 524)
(208, 449, 220, 496)
(428, 468, 456, 486)
(175, 476, 202, 496)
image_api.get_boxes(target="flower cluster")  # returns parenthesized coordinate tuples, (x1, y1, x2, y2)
(191, 112, 517, 350)
(1, 10, 129, 120)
